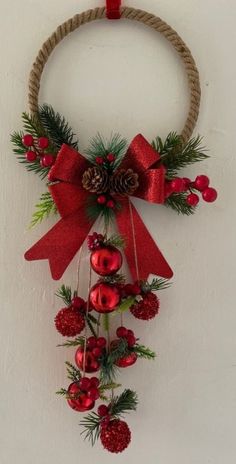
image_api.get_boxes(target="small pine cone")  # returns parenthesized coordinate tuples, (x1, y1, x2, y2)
(55, 307, 85, 337)
(82, 167, 109, 194)
(100, 419, 131, 453)
(111, 169, 139, 196)
(130, 292, 159, 320)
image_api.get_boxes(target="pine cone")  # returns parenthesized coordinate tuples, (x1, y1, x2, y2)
(82, 167, 109, 194)
(111, 169, 139, 196)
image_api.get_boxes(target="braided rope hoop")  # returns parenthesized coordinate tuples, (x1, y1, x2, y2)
(28, 6, 201, 143)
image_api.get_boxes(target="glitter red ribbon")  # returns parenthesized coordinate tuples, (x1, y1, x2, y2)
(25, 134, 173, 281)
(106, 0, 121, 19)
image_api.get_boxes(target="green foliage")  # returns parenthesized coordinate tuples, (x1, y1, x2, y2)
(152, 132, 209, 179)
(165, 192, 195, 215)
(102, 313, 110, 332)
(38, 104, 79, 150)
(141, 278, 171, 293)
(55, 284, 72, 306)
(80, 412, 101, 446)
(85, 314, 98, 338)
(30, 191, 57, 228)
(58, 336, 85, 348)
(85, 133, 127, 169)
(132, 344, 156, 360)
(65, 361, 81, 382)
(11, 131, 50, 179)
(56, 388, 68, 396)
(117, 296, 136, 314)
(101, 273, 126, 285)
(104, 234, 125, 249)
(100, 338, 128, 384)
(109, 389, 138, 417)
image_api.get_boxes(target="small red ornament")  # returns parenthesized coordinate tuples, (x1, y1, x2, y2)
(88, 232, 104, 251)
(110, 339, 137, 368)
(123, 283, 141, 296)
(67, 382, 95, 412)
(92, 347, 103, 358)
(194, 175, 210, 191)
(87, 336, 98, 349)
(89, 283, 121, 313)
(87, 387, 100, 400)
(107, 153, 115, 162)
(41, 153, 54, 167)
(71, 296, 86, 310)
(171, 177, 185, 193)
(95, 156, 104, 165)
(25, 150, 37, 162)
(90, 377, 100, 388)
(202, 187, 218, 203)
(106, 199, 115, 209)
(130, 292, 160, 320)
(78, 377, 91, 392)
(100, 419, 131, 453)
(116, 326, 128, 338)
(22, 134, 34, 147)
(186, 193, 199, 207)
(97, 195, 107, 205)
(183, 177, 191, 190)
(90, 245, 123, 276)
(75, 347, 100, 373)
(55, 307, 85, 337)
(38, 136, 49, 149)
(98, 404, 109, 417)
(96, 337, 107, 348)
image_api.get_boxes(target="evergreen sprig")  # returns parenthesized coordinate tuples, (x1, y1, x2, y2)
(56, 388, 68, 396)
(117, 296, 136, 314)
(100, 273, 126, 285)
(30, 191, 57, 228)
(165, 192, 195, 215)
(100, 338, 128, 384)
(55, 284, 72, 306)
(38, 104, 79, 150)
(11, 131, 50, 179)
(65, 361, 82, 382)
(58, 336, 85, 348)
(132, 344, 156, 360)
(104, 234, 125, 249)
(141, 278, 171, 293)
(85, 133, 127, 169)
(109, 389, 138, 417)
(80, 412, 101, 446)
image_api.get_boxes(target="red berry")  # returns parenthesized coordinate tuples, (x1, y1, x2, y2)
(101, 415, 111, 428)
(194, 175, 210, 192)
(171, 177, 185, 193)
(106, 200, 115, 209)
(186, 193, 199, 207)
(22, 134, 34, 147)
(116, 327, 128, 338)
(25, 150, 37, 162)
(87, 387, 100, 400)
(95, 157, 104, 165)
(124, 283, 141, 296)
(183, 177, 191, 190)
(90, 377, 100, 388)
(87, 336, 97, 349)
(164, 181, 174, 198)
(127, 329, 134, 337)
(71, 296, 85, 310)
(96, 337, 107, 348)
(126, 334, 136, 347)
(92, 347, 103, 358)
(97, 195, 106, 205)
(98, 404, 109, 417)
(202, 187, 218, 203)
(79, 377, 91, 392)
(107, 153, 115, 162)
(41, 154, 54, 167)
(38, 137, 49, 149)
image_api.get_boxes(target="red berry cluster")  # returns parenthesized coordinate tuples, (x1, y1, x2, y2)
(116, 326, 136, 347)
(75, 336, 107, 373)
(67, 376, 100, 412)
(95, 152, 116, 166)
(97, 195, 115, 209)
(95, 153, 116, 208)
(165, 175, 218, 206)
(22, 133, 55, 168)
(87, 232, 104, 251)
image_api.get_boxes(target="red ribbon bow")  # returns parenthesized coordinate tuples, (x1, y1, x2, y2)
(25, 134, 173, 281)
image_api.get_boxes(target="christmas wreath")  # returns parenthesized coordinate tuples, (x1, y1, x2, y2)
(12, 1, 217, 454)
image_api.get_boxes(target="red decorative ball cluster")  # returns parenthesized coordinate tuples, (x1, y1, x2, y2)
(131, 292, 160, 321)
(75, 336, 107, 373)
(97, 195, 116, 209)
(55, 296, 87, 337)
(22, 133, 55, 167)
(100, 419, 131, 453)
(165, 174, 218, 206)
(95, 152, 116, 166)
(87, 232, 104, 251)
(67, 376, 100, 412)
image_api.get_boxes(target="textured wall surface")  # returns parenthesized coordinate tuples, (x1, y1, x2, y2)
(1, 1, 235, 463)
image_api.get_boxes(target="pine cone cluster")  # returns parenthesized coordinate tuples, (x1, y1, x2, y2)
(82, 166, 139, 196)
(82, 167, 109, 194)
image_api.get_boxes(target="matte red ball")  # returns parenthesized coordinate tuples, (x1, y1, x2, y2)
(25, 150, 37, 162)
(87, 387, 100, 400)
(96, 337, 107, 348)
(22, 134, 34, 147)
(41, 154, 54, 167)
(202, 187, 218, 203)
(75, 347, 100, 373)
(90, 377, 100, 388)
(92, 347, 103, 358)
(96, 156, 104, 165)
(186, 193, 200, 207)
(106, 200, 115, 209)
(71, 296, 85, 310)
(171, 177, 185, 193)
(67, 382, 95, 412)
(98, 404, 109, 417)
(89, 283, 121, 313)
(100, 419, 131, 453)
(116, 326, 128, 338)
(194, 175, 210, 192)
(90, 246, 123, 276)
(97, 195, 106, 205)
(78, 377, 91, 392)
(38, 136, 49, 149)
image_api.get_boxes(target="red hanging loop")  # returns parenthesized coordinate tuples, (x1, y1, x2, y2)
(106, 0, 121, 19)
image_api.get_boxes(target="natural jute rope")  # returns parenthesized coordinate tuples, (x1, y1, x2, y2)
(28, 7, 201, 143)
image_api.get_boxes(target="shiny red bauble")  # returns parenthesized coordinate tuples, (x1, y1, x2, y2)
(100, 419, 131, 453)
(37, 136, 49, 149)
(202, 187, 218, 203)
(89, 283, 121, 313)
(90, 246, 123, 276)
(110, 340, 137, 368)
(67, 382, 95, 412)
(75, 347, 100, 373)
(41, 154, 54, 167)
(194, 175, 210, 191)
(22, 134, 34, 147)
(186, 193, 199, 207)
(171, 177, 185, 193)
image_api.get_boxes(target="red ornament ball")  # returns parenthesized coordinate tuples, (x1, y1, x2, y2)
(97, 195, 106, 205)
(89, 283, 121, 313)
(38, 136, 49, 149)
(86, 336, 98, 349)
(171, 177, 185, 193)
(98, 404, 109, 417)
(55, 307, 85, 337)
(90, 246, 123, 276)
(194, 175, 210, 192)
(41, 154, 54, 167)
(95, 156, 104, 165)
(106, 199, 115, 209)
(186, 193, 200, 207)
(67, 382, 95, 412)
(71, 296, 85, 310)
(107, 153, 115, 162)
(75, 347, 100, 373)
(78, 377, 91, 392)
(96, 337, 107, 348)
(116, 326, 128, 338)
(110, 340, 137, 368)
(22, 134, 34, 147)
(87, 387, 100, 400)
(100, 420, 131, 453)
(25, 150, 37, 162)
(130, 292, 160, 320)
(202, 187, 218, 203)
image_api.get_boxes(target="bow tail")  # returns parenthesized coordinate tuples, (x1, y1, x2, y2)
(25, 208, 96, 280)
(116, 199, 173, 281)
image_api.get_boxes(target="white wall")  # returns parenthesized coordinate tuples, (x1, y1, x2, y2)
(1, 1, 235, 463)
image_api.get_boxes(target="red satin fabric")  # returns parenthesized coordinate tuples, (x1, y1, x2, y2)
(25, 134, 173, 280)
(106, 0, 121, 19)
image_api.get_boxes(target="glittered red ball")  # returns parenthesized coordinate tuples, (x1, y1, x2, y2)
(75, 347, 100, 373)
(100, 420, 131, 453)
(89, 283, 121, 313)
(202, 187, 218, 203)
(67, 382, 95, 412)
(130, 292, 160, 320)
(90, 246, 123, 276)
(55, 307, 85, 337)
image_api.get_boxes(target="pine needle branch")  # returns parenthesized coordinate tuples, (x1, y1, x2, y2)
(58, 337, 84, 348)
(39, 104, 79, 150)
(141, 278, 171, 293)
(109, 389, 138, 417)
(99, 338, 128, 384)
(11, 131, 49, 179)
(80, 412, 101, 446)
(165, 193, 195, 215)
(30, 191, 57, 228)
(133, 344, 156, 360)
(65, 361, 82, 382)
(104, 234, 125, 249)
(85, 133, 127, 169)
(55, 285, 72, 306)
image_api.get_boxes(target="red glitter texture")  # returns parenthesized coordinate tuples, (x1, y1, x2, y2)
(130, 292, 160, 320)
(100, 420, 131, 453)
(55, 307, 85, 337)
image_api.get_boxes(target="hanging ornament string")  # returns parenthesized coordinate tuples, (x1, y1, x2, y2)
(128, 198, 140, 282)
